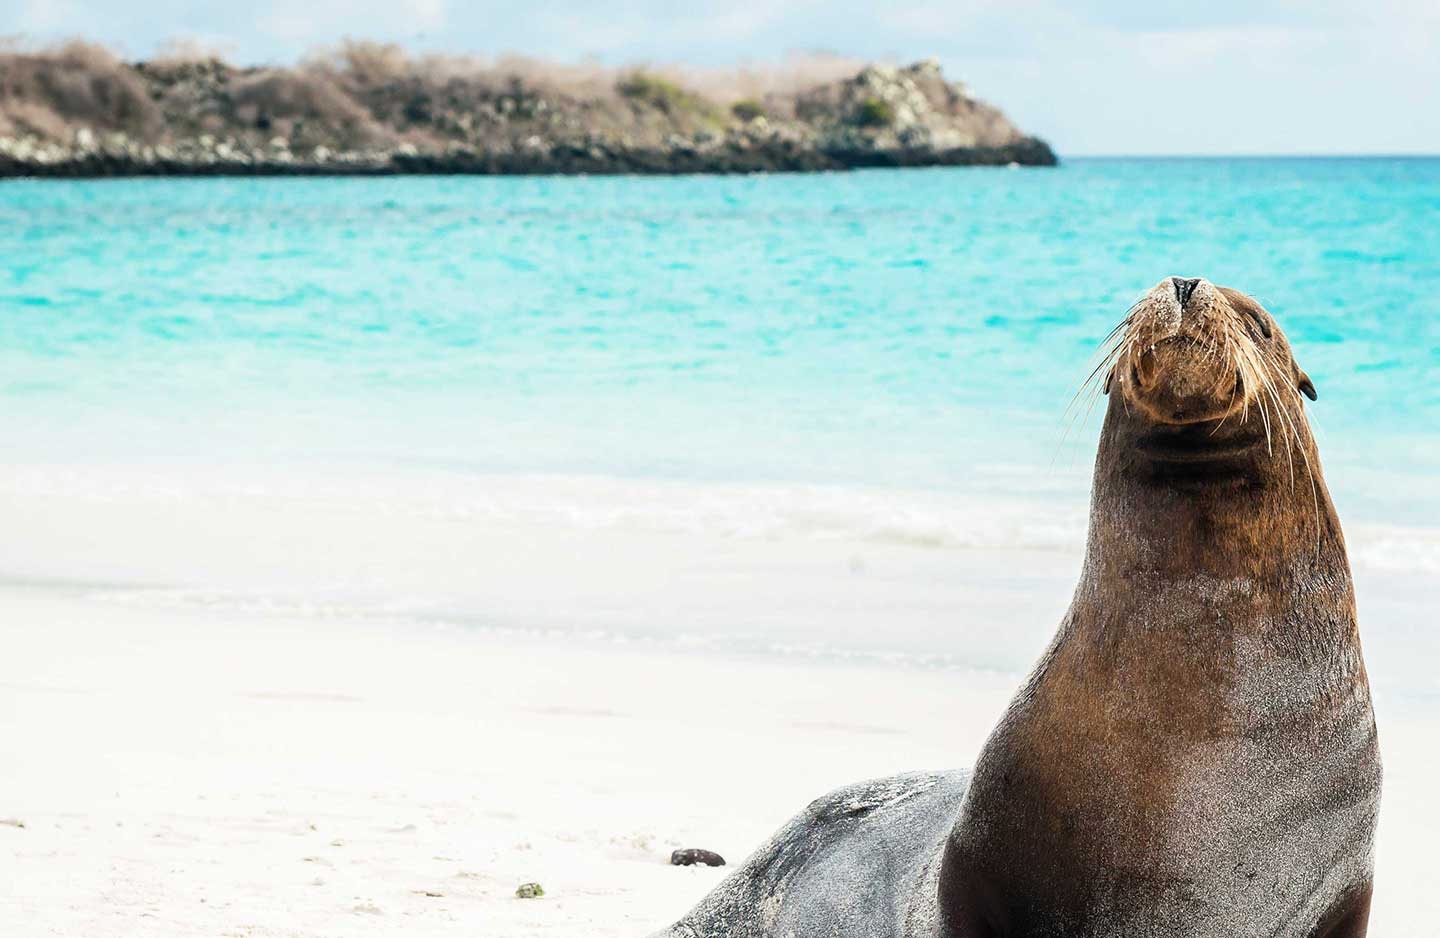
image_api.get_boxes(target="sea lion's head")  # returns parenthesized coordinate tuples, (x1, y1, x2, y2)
(1094, 277, 1319, 485)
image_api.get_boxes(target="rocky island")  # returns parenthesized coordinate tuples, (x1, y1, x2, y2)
(0, 42, 1055, 177)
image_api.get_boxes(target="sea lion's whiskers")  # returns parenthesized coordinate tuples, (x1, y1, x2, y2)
(1258, 358, 1296, 487)
(1066, 314, 1134, 414)
(1231, 330, 1278, 457)
(1054, 318, 1135, 464)
(1253, 371, 1275, 457)
(1198, 320, 1226, 369)
(1064, 328, 1124, 418)
(1113, 333, 1140, 420)
(1278, 358, 1325, 515)
(1228, 316, 1285, 458)
(1255, 339, 1308, 483)
(1255, 352, 1321, 560)
(1253, 340, 1323, 546)
(1208, 320, 1250, 437)
(1264, 377, 1321, 547)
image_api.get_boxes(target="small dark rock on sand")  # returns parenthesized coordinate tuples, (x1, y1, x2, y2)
(670, 848, 726, 867)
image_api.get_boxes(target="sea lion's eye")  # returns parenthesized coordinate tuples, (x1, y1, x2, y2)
(1298, 372, 1317, 401)
(1243, 305, 1272, 340)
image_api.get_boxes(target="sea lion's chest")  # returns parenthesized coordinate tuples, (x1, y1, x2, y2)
(941, 609, 1380, 936)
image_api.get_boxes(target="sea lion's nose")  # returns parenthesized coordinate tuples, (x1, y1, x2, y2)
(1172, 277, 1202, 307)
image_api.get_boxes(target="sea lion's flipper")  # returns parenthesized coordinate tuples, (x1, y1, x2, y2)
(651, 770, 970, 938)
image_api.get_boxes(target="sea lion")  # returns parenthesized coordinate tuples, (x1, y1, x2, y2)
(651, 277, 1381, 938)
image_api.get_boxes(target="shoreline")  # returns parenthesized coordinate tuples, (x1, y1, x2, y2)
(0, 139, 1057, 179)
(0, 461, 1432, 668)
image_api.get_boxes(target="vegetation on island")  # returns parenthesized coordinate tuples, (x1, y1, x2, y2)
(854, 97, 897, 128)
(0, 41, 1057, 175)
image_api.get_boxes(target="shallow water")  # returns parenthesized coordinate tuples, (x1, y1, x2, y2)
(0, 160, 1435, 653)
(2, 160, 1437, 508)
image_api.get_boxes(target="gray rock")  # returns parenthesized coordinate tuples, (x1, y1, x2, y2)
(670, 848, 726, 867)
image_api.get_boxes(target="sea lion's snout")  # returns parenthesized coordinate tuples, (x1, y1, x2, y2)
(1118, 277, 1243, 426)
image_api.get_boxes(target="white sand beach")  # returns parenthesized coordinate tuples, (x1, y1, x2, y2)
(1, 463, 1436, 936)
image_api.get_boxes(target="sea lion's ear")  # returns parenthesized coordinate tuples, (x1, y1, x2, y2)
(1298, 371, 1317, 401)
(1103, 367, 1113, 396)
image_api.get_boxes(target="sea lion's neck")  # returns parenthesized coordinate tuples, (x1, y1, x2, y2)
(1064, 428, 1362, 715)
(1084, 475, 1350, 591)
(1081, 415, 1354, 618)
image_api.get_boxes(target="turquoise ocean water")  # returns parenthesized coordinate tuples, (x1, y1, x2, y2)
(1, 158, 1437, 525)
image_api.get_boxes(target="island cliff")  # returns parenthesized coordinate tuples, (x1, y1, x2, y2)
(0, 43, 1056, 176)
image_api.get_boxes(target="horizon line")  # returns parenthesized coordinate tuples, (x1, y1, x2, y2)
(1061, 152, 1440, 160)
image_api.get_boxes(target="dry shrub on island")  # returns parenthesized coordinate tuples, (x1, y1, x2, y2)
(308, 41, 879, 113)
(229, 69, 391, 149)
(0, 41, 161, 140)
(0, 39, 1022, 154)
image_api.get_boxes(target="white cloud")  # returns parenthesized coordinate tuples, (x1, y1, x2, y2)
(13, 0, 89, 34)
(257, 0, 449, 45)
(1130, 25, 1326, 71)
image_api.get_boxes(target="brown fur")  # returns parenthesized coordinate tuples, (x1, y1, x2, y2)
(937, 278, 1381, 937)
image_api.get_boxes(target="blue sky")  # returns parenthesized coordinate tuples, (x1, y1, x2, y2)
(6, 0, 1439, 155)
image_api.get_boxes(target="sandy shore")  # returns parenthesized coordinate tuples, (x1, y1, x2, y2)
(2, 583, 1436, 937)
(0, 588, 1009, 937)
(0, 462, 1435, 935)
